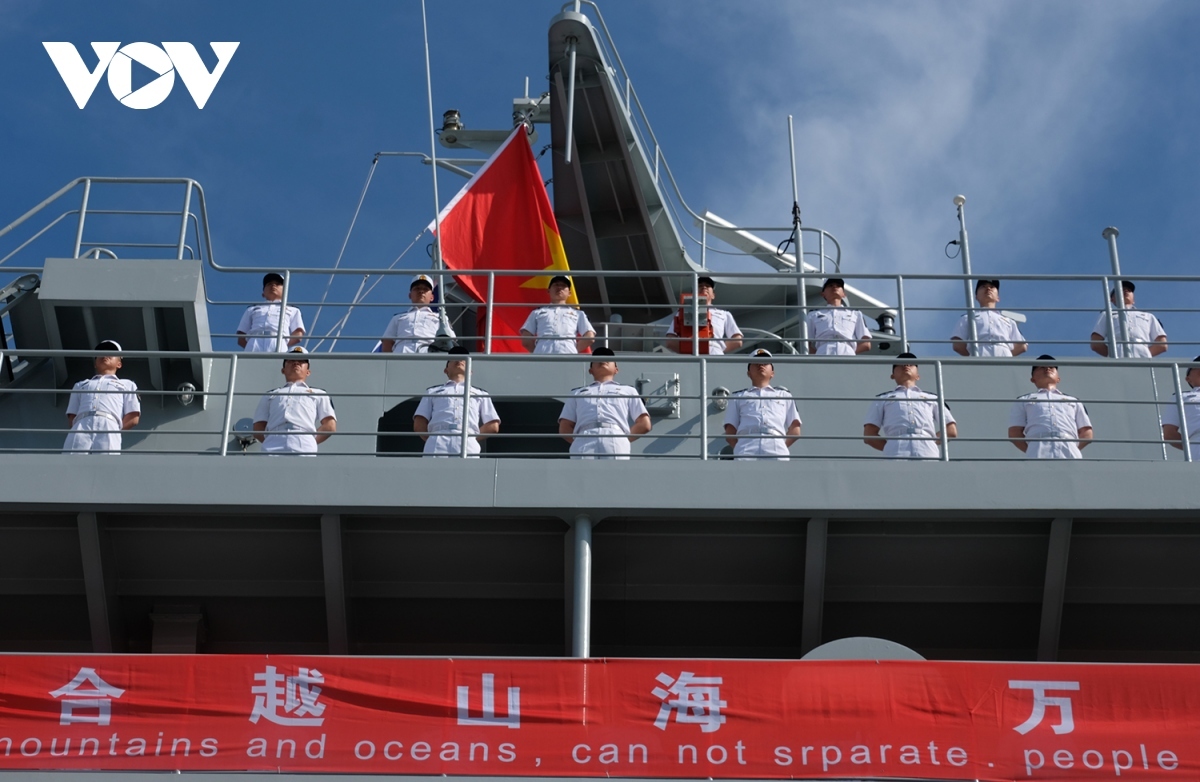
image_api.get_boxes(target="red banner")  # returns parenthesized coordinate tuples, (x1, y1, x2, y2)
(0, 655, 1195, 779)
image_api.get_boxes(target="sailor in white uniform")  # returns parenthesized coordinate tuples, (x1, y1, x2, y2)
(1162, 356, 1200, 452)
(520, 275, 595, 354)
(806, 277, 871, 356)
(665, 276, 743, 355)
(1008, 355, 1093, 459)
(863, 353, 957, 459)
(723, 349, 802, 460)
(951, 279, 1027, 357)
(237, 272, 305, 352)
(252, 346, 337, 455)
(558, 347, 651, 459)
(413, 346, 500, 457)
(63, 340, 141, 454)
(1089, 280, 1167, 359)
(382, 273, 455, 354)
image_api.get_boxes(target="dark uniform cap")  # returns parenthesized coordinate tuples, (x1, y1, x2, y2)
(1032, 354, 1057, 374)
(591, 347, 616, 357)
(95, 340, 122, 352)
(822, 277, 846, 290)
(548, 275, 572, 289)
(697, 276, 716, 288)
(893, 352, 918, 368)
(447, 345, 470, 355)
(1111, 280, 1135, 294)
(975, 279, 1001, 291)
(263, 272, 285, 287)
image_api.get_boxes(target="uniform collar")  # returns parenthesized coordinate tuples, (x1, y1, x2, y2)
(1033, 386, 1063, 395)
(893, 384, 923, 393)
(590, 379, 617, 386)
(408, 304, 432, 312)
(284, 380, 311, 389)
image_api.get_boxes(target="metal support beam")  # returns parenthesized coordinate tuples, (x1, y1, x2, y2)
(77, 512, 123, 653)
(321, 514, 349, 654)
(142, 307, 163, 396)
(570, 514, 592, 658)
(801, 518, 828, 655)
(1037, 517, 1073, 662)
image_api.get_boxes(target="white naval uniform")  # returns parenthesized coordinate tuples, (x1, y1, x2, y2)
(806, 306, 871, 356)
(951, 309, 1026, 357)
(521, 306, 594, 354)
(666, 307, 741, 355)
(559, 380, 649, 459)
(723, 385, 801, 460)
(382, 307, 454, 354)
(1162, 386, 1200, 445)
(1091, 307, 1166, 358)
(253, 381, 336, 455)
(237, 303, 305, 353)
(63, 375, 140, 454)
(864, 385, 955, 460)
(1008, 388, 1092, 459)
(413, 381, 500, 457)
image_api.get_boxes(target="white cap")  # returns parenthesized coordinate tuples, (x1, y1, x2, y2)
(410, 273, 435, 289)
(286, 345, 308, 355)
(749, 348, 772, 360)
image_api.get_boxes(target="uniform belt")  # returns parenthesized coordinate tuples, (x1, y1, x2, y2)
(580, 424, 623, 434)
(739, 426, 783, 436)
(428, 423, 465, 433)
(76, 410, 121, 424)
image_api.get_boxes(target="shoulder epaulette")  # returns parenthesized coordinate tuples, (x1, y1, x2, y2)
(732, 387, 753, 396)
(571, 385, 588, 394)
(875, 390, 893, 397)
(775, 386, 789, 393)
(1017, 392, 1036, 400)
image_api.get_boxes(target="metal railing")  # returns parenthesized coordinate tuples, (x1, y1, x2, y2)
(3, 349, 1194, 463)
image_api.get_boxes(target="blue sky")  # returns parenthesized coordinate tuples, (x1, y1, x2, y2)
(1, 0, 1198, 356)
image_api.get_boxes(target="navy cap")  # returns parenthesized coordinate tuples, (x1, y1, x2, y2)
(697, 276, 716, 288)
(893, 352, 918, 367)
(591, 346, 615, 357)
(548, 275, 572, 289)
(1111, 280, 1135, 294)
(95, 340, 122, 352)
(447, 345, 469, 355)
(975, 279, 1000, 291)
(263, 272, 285, 287)
(822, 277, 846, 290)
(1032, 354, 1057, 374)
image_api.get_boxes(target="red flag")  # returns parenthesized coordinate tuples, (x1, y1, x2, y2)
(429, 126, 576, 352)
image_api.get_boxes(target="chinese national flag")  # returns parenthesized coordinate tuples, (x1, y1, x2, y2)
(429, 126, 576, 352)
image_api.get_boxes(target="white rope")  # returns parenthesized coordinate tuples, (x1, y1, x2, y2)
(308, 156, 379, 337)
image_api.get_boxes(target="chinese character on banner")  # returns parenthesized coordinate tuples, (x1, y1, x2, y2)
(1009, 680, 1080, 735)
(652, 671, 727, 733)
(457, 673, 520, 728)
(249, 666, 326, 726)
(49, 668, 125, 726)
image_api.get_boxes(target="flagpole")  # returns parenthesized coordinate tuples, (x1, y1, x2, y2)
(421, 0, 443, 271)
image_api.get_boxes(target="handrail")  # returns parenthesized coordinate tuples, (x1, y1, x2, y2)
(7, 349, 1195, 461)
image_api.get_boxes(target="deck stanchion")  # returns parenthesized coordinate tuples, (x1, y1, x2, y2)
(218, 354, 238, 456)
(1101, 276, 1119, 359)
(691, 271, 700, 356)
(934, 360, 950, 462)
(564, 38, 578, 165)
(177, 181, 193, 261)
(460, 355, 473, 458)
(896, 276, 909, 353)
(485, 273, 495, 354)
(699, 356, 709, 460)
(276, 271, 291, 351)
(788, 117, 809, 355)
(571, 514, 592, 658)
(73, 179, 91, 258)
(1172, 363, 1193, 463)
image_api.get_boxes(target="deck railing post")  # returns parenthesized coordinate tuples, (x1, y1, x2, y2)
(1172, 363, 1193, 463)
(218, 354, 238, 456)
(177, 181, 193, 261)
(571, 514, 592, 658)
(699, 356, 708, 460)
(934, 360, 950, 462)
(691, 271, 700, 356)
(1103, 227, 1131, 359)
(896, 275, 909, 353)
(277, 271, 291, 352)
(954, 196, 979, 356)
(460, 355, 473, 458)
(485, 273, 495, 354)
(73, 179, 91, 258)
(1101, 276, 1119, 359)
